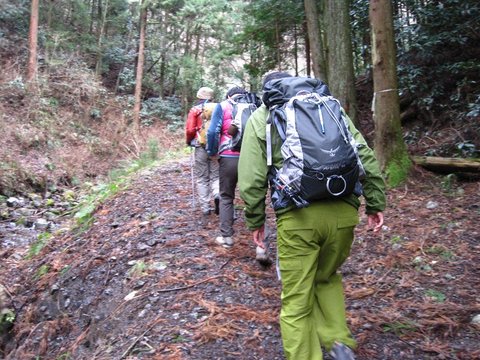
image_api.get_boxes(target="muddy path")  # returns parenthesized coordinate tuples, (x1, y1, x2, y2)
(1, 158, 479, 359)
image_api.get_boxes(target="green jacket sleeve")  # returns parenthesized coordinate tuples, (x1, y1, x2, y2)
(346, 115, 387, 214)
(238, 106, 270, 230)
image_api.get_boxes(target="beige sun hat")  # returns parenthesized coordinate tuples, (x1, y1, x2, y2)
(196, 86, 214, 100)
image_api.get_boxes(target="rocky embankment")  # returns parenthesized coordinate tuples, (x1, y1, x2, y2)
(0, 191, 77, 251)
(1, 190, 79, 349)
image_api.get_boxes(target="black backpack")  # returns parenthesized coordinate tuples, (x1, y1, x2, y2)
(228, 93, 261, 152)
(263, 77, 364, 210)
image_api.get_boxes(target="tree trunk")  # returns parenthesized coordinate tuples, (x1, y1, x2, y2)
(89, 0, 96, 35)
(304, 0, 327, 80)
(133, 1, 147, 135)
(294, 24, 298, 76)
(45, 0, 55, 74)
(158, 10, 167, 98)
(324, 0, 358, 124)
(114, 21, 134, 94)
(26, 0, 39, 84)
(184, 19, 191, 56)
(95, 0, 109, 77)
(303, 21, 311, 77)
(193, 25, 201, 62)
(159, 53, 166, 97)
(369, 0, 411, 184)
(275, 21, 281, 70)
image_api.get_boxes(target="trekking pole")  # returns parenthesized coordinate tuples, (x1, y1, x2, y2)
(190, 148, 196, 208)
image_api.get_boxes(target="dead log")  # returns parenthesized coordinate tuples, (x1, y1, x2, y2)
(412, 156, 480, 173)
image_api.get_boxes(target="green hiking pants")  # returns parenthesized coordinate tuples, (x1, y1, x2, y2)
(276, 200, 359, 360)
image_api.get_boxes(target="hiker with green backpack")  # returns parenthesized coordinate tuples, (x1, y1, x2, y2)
(238, 72, 386, 360)
(185, 86, 220, 217)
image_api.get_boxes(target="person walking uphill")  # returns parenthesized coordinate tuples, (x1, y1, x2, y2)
(238, 73, 386, 360)
(185, 86, 220, 216)
(206, 87, 248, 248)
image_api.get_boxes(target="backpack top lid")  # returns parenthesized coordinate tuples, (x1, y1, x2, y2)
(230, 92, 262, 108)
(262, 77, 331, 108)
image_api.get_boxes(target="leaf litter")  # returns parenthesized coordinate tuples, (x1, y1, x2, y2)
(1, 160, 479, 359)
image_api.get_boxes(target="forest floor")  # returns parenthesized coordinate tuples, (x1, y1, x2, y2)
(1, 153, 479, 360)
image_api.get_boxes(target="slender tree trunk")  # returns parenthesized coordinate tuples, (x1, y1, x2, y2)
(304, 0, 327, 80)
(27, 0, 39, 84)
(171, 26, 180, 95)
(370, 0, 411, 184)
(114, 21, 134, 94)
(97, 0, 102, 25)
(294, 24, 298, 76)
(65, 1, 73, 24)
(95, 0, 109, 77)
(133, 1, 147, 134)
(159, 53, 166, 97)
(324, 0, 358, 124)
(184, 19, 191, 56)
(194, 26, 201, 62)
(45, 0, 55, 74)
(275, 21, 281, 70)
(89, 0, 96, 34)
(158, 10, 167, 98)
(303, 21, 311, 77)
(181, 19, 192, 115)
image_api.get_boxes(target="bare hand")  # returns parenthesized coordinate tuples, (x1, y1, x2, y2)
(252, 225, 265, 248)
(367, 212, 384, 233)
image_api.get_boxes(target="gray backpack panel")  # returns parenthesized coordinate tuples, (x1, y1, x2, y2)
(264, 78, 364, 210)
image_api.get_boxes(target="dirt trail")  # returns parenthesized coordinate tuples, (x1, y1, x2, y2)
(1, 158, 479, 359)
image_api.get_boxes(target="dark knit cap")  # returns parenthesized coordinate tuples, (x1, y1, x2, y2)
(262, 71, 292, 89)
(226, 86, 247, 99)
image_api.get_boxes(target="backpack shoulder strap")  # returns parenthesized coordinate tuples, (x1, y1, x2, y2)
(266, 112, 273, 167)
(266, 107, 287, 166)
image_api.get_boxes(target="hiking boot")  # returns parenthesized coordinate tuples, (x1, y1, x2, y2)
(255, 245, 268, 260)
(255, 245, 272, 267)
(214, 196, 220, 215)
(330, 342, 355, 360)
(215, 236, 233, 248)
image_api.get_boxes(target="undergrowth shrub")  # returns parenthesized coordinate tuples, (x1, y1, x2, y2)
(0, 1, 29, 38)
(140, 96, 183, 128)
(13, 125, 49, 150)
(0, 160, 44, 196)
(117, 68, 136, 93)
(45, 57, 105, 114)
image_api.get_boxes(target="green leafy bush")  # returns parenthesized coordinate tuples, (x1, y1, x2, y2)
(140, 97, 183, 128)
(117, 68, 136, 93)
(397, 0, 480, 120)
(0, 1, 29, 36)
